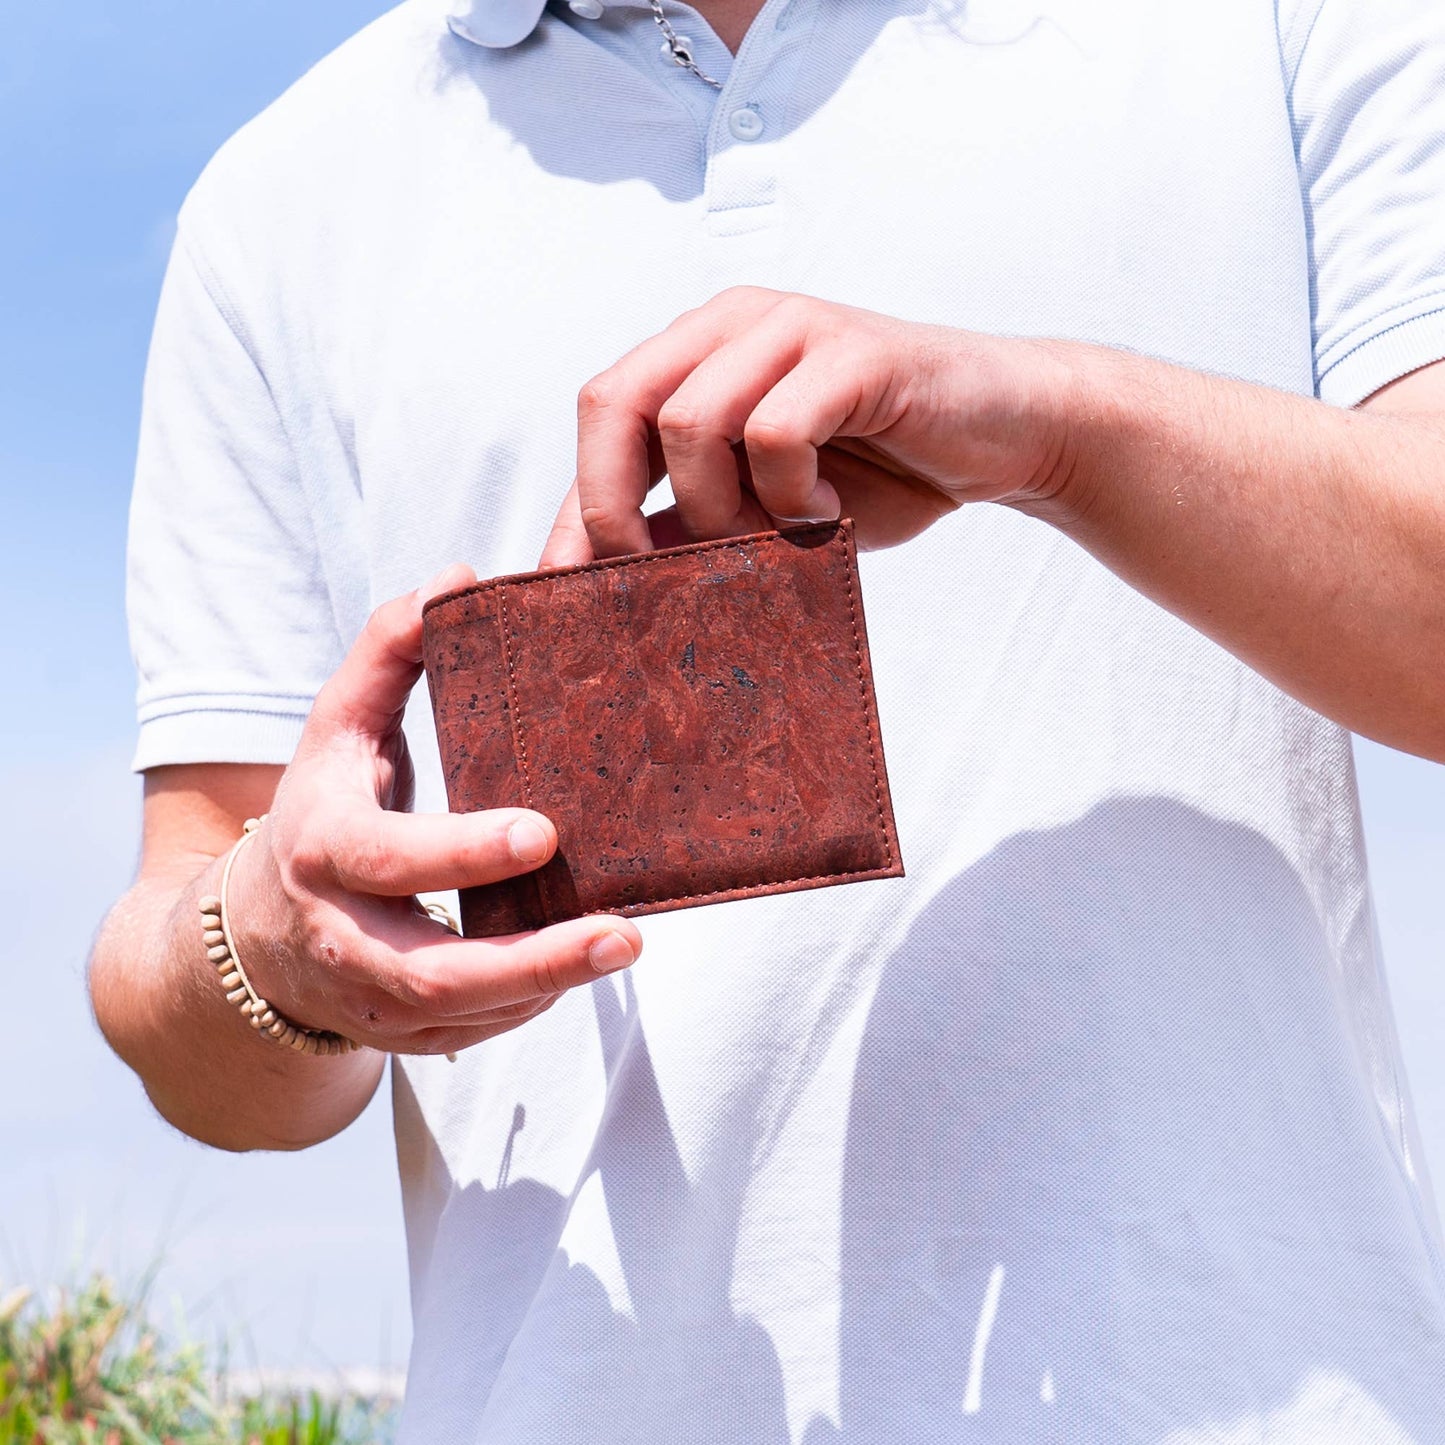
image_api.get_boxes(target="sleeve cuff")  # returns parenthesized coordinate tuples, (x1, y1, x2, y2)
(1318, 305, 1445, 408)
(132, 707, 309, 773)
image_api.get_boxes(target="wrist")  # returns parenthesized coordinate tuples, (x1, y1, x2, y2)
(219, 817, 295, 1017)
(1003, 338, 1133, 526)
(211, 817, 359, 1056)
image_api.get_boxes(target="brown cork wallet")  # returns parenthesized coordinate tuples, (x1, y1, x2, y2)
(422, 519, 903, 937)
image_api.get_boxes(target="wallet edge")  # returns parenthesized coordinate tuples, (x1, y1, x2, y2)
(608, 859, 906, 920)
(422, 519, 847, 620)
(426, 516, 907, 931)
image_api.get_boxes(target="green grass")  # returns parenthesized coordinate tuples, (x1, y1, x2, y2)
(0, 1278, 394, 1445)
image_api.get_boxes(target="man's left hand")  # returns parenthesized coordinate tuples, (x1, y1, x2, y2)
(538, 286, 1445, 764)
(540, 286, 1077, 565)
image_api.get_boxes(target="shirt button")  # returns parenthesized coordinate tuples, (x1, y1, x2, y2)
(661, 35, 694, 61)
(569, 0, 604, 14)
(728, 107, 764, 141)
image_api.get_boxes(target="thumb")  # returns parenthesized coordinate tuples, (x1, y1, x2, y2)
(307, 563, 477, 743)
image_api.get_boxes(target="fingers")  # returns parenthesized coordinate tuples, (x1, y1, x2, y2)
(240, 809, 641, 1051)
(656, 306, 826, 537)
(543, 428, 672, 569)
(315, 805, 560, 896)
(307, 563, 477, 742)
(741, 350, 859, 522)
(402, 995, 561, 1058)
(538, 482, 594, 570)
(280, 893, 641, 1049)
(576, 288, 786, 557)
(577, 290, 919, 554)
(574, 371, 655, 559)
(378, 910, 644, 1018)
(243, 548, 649, 1058)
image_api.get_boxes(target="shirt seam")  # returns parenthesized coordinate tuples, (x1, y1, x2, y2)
(1317, 294, 1445, 380)
(138, 695, 316, 724)
(176, 227, 276, 393)
(1280, 0, 1329, 92)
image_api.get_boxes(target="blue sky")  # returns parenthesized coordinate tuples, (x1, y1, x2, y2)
(2, 0, 1445, 1376)
(1, 0, 407, 1374)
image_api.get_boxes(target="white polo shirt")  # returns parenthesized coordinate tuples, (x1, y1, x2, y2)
(128, 0, 1445, 1439)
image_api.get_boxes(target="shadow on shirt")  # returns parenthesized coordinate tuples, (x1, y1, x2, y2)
(425, 0, 1061, 203)
(399, 797, 1445, 1442)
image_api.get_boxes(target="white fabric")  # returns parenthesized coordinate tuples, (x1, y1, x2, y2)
(127, 0, 1445, 1438)
(447, 0, 548, 49)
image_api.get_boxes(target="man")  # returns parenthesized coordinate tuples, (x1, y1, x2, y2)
(92, 0, 1445, 1438)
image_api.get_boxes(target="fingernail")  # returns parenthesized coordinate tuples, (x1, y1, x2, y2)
(589, 931, 636, 974)
(773, 480, 841, 525)
(508, 817, 551, 865)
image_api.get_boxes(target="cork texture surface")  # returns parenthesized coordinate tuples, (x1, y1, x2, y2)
(423, 520, 903, 936)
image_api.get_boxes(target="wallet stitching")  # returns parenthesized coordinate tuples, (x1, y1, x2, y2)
(494, 584, 552, 927)
(611, 864, 902, 916)
(840, 538, 894, 871)
(423, 523, 840, 612)
(449, 522, 893, 917)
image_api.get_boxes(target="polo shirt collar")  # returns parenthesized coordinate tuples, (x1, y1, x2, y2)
(448, 0, 656, 48)
(447, 0, 549, 48)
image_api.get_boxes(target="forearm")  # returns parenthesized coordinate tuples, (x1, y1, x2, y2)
(90, 854, 384, 1153)
(1025, 346, 1445, 760)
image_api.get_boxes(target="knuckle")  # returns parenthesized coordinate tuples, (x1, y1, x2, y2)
(396, 965, 448, 1015)
(285, 814, 337, 887)
(299, 909, 350, 977)
(421, 1025, 486, 1057)
(719, 284, 771, 308)
(579, 500, 623, 539)
(743, 413, 800, 456)
(656, 400, 710, 445)
(772, 291, 808, 321)
(671, 300, 709, 329)
(577, 375, 618, 417)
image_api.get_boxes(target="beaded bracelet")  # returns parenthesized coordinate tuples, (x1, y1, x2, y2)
(199, 816, 360, 1058)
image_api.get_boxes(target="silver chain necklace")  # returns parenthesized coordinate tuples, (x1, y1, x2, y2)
(648, 0, 724, 89)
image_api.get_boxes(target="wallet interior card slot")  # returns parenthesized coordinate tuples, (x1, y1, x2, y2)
(423, 519, 903, 937)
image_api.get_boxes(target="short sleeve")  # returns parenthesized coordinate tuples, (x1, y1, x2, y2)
(1287, 0, 1445, 406)
(127, 231, 343, 771)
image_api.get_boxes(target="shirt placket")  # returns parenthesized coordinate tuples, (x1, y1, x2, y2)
(630, 0, 819, 237)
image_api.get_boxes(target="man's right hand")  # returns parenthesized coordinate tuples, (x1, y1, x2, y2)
(224, 564, 643, 1059)
(90, 564, 641, 1151)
